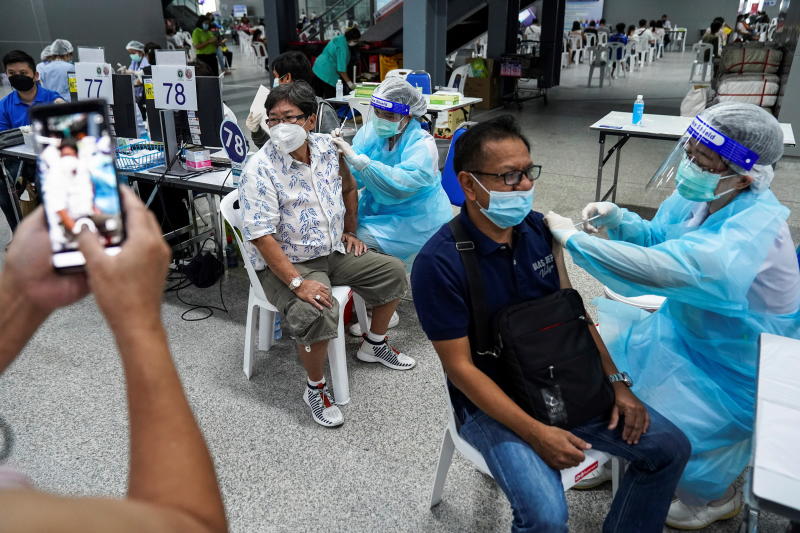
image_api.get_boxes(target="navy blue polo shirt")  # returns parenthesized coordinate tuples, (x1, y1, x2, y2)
(411, 207, 560, 416)
(0, 83, 62, 131)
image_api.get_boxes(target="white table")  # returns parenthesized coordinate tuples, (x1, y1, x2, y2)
(589, 111, 796, 202)
(325, 94, 483, 126)
(667, 28, 688, 52)
(741, 333, 800, 531)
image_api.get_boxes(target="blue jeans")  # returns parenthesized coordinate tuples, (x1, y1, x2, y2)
(456, 400, 690, 533)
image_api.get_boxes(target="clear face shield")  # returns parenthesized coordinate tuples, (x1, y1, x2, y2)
(370, 95, 410, 138)
(647, 116, 760, 202)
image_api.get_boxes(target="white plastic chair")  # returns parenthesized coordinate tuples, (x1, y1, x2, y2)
(238, 31, 253, 60)
(690, 43, 714, 82)
(655, 34, 665, 59)
(598, 31, 609, 45)
(569, 35, 584, 64)
(348, 97, 372, 131)
(606, 42, 625, 78)
(166, 41, 177, 50)
(447, 64, 470, 94)
(219, 191, 369, 405)
(251, 42, 267, 66)
(585, 32, 597, 62)
(624, 41, 638, 72)
(587, 45, 610, 88)
(561, 38, 570, 69)
(430, 369, 619, 508)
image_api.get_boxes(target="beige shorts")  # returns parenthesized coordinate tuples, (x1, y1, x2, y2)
(259, 250, 407, 345)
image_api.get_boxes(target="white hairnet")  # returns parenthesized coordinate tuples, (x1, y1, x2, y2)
(373, 77, 427, 118)
(50, 39, 73, 56)
(698, 102, 784, 191)
(40, 45, 53, 60)
(126, 40, 146, 52)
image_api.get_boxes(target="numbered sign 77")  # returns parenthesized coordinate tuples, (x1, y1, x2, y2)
(151, 65, 198, 111)
(74, 62, 114, 104)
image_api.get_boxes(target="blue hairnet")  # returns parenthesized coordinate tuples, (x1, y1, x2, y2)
(699, 103, 784, 191)
(372, 77, 427, 118)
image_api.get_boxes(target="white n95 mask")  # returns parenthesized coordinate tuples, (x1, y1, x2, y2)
(270, 123, 307, 154)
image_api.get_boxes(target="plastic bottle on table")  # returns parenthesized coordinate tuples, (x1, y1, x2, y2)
(335, 79, 343, 99)
(632, 94, 645, 126)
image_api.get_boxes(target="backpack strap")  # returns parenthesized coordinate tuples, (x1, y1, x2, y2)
(448, 215, 496, 357)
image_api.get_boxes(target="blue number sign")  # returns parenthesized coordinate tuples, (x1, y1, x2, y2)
(219, 120, 248, 164)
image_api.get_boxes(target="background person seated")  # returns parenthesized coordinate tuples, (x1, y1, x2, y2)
(246, 51, 340, 148)
(238, 82, 415, 428)
(411, 116, 690, 533)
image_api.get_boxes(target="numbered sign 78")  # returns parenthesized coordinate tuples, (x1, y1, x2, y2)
(219, 120, 248, 164)
(151, 65, 198, 111)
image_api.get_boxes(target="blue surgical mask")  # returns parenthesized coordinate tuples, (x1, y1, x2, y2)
(202, 23, 210, 30)
(273, 77, 280, 88)
(471, 173, 534, 228)
(373, 116, 403, 138)
(676, 156, 738, 202)
(129, 53, 141, 62)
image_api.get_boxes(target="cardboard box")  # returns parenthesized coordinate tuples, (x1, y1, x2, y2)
(464, 76, 501, 111)
(433, 107, 468, 139)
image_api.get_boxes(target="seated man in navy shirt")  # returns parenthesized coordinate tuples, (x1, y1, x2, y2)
(411, 116, 690, 533)
(0, 50, 64, 231)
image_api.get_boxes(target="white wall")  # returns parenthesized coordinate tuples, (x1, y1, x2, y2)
(602, 0, 739, 44)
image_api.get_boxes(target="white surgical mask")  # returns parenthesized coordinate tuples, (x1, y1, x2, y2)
(269, 123, 307, 154)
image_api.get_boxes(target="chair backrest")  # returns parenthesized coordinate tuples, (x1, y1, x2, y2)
(585, 33, 597, 47)
(569, 35, 582, 49)
(447, 64, 470, 94)
(607, 42, 624, 60)
(252, 42, 267, 58)
(348, 98, 372, 130)
(440, 122, 476, 206)
(386, 68, 412, 79)
(598, 31, 609, 45)
(694, 42, 713, 63)
(592, 44, 610, 64)
(166, 41, 177, 50)
(219, 190, 268, 301)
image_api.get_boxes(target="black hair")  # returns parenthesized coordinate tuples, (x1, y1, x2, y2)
(649, 20, 657, 29)
(60, 138, 79, 152)
(571, 21, 581, 31)
(195, 15, 208, 28)
(655, 20, 663, 28)
(710, 21, 723, 33)
(3, 50, 35, 73)
(616, 22, 626, 33)
(265, 80, 317, 117)
(638, 19, 647, 27)
(627, 25, 636, 34)
(600, 18, 606, 24)
(589, 20, 596, 27)
(344, 27, 361, 41)
(453, 115, 530, 174)
(145, 42, 161, 65)
(271, 51, 313, 84)
(713, 17, 725, 24)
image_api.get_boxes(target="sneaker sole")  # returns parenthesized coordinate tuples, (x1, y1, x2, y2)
(571, 476, 611, 490)
(665, 502, 743, 530)
(356, 350, 416, 370)
(303, 392, 344, 428)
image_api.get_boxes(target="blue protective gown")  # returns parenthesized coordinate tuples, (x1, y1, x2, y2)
(565, 189, 800, 503)
(350, 120, 452, 267)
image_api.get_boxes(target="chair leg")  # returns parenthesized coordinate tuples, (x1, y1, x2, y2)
(353, 292, 370, 336)
(587, 65, 594, 88)
(258, 307, 274, 351)
(243, 298, 259, 379)
(430, 428, 456, 508)
(328, 304, 351, 405)
(599, 65, 605, 88)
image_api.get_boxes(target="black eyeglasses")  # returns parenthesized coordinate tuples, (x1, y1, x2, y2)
(266, 114, 308, 127)
(467, 164, 542, 185)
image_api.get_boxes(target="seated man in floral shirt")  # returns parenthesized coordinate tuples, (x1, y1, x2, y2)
(239, 81, 415, 428)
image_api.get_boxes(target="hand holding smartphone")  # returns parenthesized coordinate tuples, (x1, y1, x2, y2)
(30, 99, 126, 272)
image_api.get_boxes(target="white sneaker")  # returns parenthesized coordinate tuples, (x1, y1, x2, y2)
(303, 382, 343, 428)
(356, 336, 416, 370)
(572, 462, 612, 489)
(666, 491, 742, 530)
(348, 311, 399, 337)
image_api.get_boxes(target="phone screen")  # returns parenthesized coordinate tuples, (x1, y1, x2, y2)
(32, 103, 125, 270)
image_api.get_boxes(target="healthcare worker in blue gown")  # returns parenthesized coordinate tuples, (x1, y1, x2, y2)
(544, 103, 800, 531)
(332, 77, 452, 335)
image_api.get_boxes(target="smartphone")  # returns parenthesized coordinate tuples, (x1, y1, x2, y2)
(30, 99, 125, 272)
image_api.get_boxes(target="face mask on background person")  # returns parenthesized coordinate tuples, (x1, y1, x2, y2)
(9, 74, 34, 92)
(129, 53, 142, 63)
(202, 23, 210, 30)
(373, 116, 405, 138)
(675, 155, 738, 202)
(470, 174, 534, 229)
(269, 123, 307, 154)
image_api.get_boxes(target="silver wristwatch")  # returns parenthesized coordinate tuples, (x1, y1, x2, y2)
(608, 372, 633, 387)
(288, 276, 304, 291)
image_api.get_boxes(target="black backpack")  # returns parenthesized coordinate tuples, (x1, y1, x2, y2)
(449, 217, 614, 429)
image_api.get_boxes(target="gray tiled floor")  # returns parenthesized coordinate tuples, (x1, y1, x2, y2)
(0, 48, 796, 532)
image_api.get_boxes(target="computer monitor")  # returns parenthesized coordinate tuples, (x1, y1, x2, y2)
(109, 73, 138, 139)
(143, 75, 223, 148)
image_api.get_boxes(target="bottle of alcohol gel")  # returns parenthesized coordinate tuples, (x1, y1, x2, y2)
(335, 79, 344, 99)
(632, 94, 644, 126)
